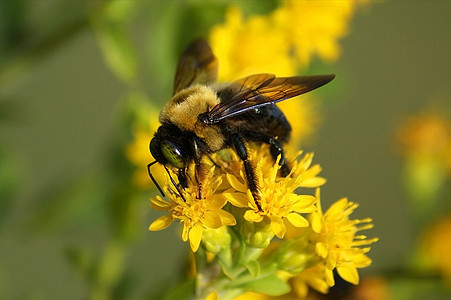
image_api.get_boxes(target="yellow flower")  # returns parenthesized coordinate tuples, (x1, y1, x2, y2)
(313, 192, 378, 286)
(283, 1, 365, 67)
(148, 165, 236, 252)
(346, 276, 390, 300)
(395, 110, 451, 214)
(291, 263, 330, 296)
(209, 1, 363, 150)
(396, 111, 451, 173)
(210, 5, 294, 80)
(417, 216, 451, 283)
(223, 145, 326, 239)
(290, 189, 378, 296)
(209, 1, 367, 81)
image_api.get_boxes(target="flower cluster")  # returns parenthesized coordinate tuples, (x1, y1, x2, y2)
(132, 2, 376, 298)
(208, 1, 367, 150)
(287, 189, 378, 297)
(148, 144, 377, 298)
(209, 1, 368, 80)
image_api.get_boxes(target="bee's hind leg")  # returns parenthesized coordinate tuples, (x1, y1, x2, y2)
(231, 134, 262, 211)
(242, 131, 291, 177)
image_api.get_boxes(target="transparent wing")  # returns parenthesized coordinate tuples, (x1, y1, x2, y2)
(173, 39, 218, 95)
(207, 74, 335, 123)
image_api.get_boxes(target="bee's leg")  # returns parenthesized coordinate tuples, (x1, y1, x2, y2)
(207, 155, 220, 168)
(178, 168, 188, 189)
(242, 132, 290, 177)
(191, 137, 205, 199)
(268, 138, 290, 177)
(231, 134, 262, 211)
(194, 161, 204, 199)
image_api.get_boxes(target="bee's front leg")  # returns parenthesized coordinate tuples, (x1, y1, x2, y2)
(191, 137, 205, 199)
(178, 168, 188, 189)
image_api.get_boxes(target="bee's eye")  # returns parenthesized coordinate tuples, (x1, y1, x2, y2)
(160, 140, 185, 168)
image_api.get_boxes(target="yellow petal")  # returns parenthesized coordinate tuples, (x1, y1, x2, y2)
(206, 291, 219, 300)
(310, 212, 323, 233)
(269, 215, 286, 238)
(327, 253, 337, 270)
(226, 174, 247, 192)
(148, 214, 173, 231)
(337, 266, 359, 285)
(150, 197, 171, 210)
(292, 276, 309, 298)
(244, 210, 264, 223)
(327, 198, 348, 216)
(291, 195, 317, 212)
(209, 194, 227, 208)
(189, 224, 203, 252)
(203, 211, 223, 229)
(316, 242, 328, 258)
(224, 192, 249, 208)
(301, 177, 327, 187)
(217, 210, 237, 226)
(353, 253, 373, 268)
(182, 224, 189, 241)
(285, 213, 309, 227)
(325, 269, 335, 286)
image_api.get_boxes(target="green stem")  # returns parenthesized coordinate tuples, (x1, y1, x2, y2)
(91, 240, 127, 300)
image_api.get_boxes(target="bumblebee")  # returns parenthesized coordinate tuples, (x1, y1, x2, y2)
(148, 39, 334, 210)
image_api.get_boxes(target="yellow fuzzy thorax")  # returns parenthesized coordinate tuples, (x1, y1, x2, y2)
(159, 85, 225, 151)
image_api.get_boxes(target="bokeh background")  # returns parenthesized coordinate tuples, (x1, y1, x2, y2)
(1, 1, 450, 299)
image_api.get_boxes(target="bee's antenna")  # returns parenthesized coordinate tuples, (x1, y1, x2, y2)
(163, 165, 187, 202)
(147, 161, 165, 197)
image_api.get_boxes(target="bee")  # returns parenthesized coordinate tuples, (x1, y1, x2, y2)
(148, 39, 334, 210)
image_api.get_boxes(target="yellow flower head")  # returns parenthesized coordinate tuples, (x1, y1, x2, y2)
(209, 1, 367, 80)
(418, 215, 451, 283)
(396, 111, 451, 172)
(223, 145, 326, 239)
(148, 165, 236, 252)
(288, 189, 378, 297)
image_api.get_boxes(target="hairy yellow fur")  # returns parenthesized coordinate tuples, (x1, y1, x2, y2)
(159, 85, 225, 151)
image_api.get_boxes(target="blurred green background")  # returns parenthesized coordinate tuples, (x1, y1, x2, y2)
(1, 1, 450, 299)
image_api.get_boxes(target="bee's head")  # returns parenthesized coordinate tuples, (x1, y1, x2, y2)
(149, 124, 188, 169)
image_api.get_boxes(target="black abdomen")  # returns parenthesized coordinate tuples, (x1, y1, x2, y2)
(224, 103, 291, 143)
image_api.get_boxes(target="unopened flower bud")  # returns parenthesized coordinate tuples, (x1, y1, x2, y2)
(202, 226, 232, 254)
(241, 219, 274, 248)
(276, 238, 315, 274)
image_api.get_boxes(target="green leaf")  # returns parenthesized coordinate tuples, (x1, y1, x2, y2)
(240, 275, 290, 296)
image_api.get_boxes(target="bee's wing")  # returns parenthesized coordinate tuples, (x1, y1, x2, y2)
(173, 39, 218, 95)
(208, 74, 335, 122)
